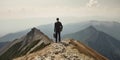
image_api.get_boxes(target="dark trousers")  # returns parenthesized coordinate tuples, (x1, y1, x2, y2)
(55, 32, 61, 43)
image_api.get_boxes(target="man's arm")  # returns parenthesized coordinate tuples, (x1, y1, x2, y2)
(54, 23, 56, 32)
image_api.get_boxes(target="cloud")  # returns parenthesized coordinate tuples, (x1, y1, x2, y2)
(87, 0, 99, 7)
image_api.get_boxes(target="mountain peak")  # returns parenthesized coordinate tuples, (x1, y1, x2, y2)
(31, 27, 39, 32)
(23, 27, 52, 43)
(87, 26, 97, 31)
(14, 39, 108, 60)
(27, 27, 43, 36)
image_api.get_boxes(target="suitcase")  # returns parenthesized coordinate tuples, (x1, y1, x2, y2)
(53, 33, 56, 38)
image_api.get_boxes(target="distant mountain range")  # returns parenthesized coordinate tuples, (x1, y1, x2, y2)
(64, 26, 120, 60)
(1, 21, 120, 42)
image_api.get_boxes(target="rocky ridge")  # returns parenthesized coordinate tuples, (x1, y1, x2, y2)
(14, 39, 108, 60)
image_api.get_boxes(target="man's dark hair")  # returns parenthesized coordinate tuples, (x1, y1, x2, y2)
(56, 18, 59, 20)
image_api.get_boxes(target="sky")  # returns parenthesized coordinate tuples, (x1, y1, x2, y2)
(0, 0, 120, 37)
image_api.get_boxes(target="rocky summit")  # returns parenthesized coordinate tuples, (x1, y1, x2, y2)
(14, 39, 108, 60)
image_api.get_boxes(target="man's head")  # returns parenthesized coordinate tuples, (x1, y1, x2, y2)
(56, 18, 59, 22)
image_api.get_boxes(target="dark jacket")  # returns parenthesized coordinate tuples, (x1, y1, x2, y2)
(54, 21, 63, 32)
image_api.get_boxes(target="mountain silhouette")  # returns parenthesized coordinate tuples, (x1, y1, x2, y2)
(90, 21, 120, 40)
(64, 26, 120, 60)
(14, 39, 108, 60)
(0, 28, 53, 60)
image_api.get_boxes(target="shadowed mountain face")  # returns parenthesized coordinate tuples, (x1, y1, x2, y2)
(0, 42, 9, 49)
(14, 39, 108, 60)
(64, 26, 120, 60)
(0, 28, 53, 60)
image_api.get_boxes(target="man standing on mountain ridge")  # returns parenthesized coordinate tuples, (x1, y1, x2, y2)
(54, 18, 63, 43)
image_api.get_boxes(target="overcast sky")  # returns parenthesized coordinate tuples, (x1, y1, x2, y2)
(0, 0, 120, 36)
(0, 0, 120, 18)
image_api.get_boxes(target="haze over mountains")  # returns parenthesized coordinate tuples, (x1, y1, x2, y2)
(0, 20, 120, 42)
